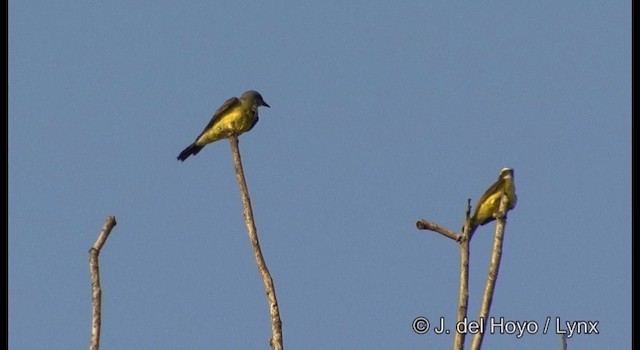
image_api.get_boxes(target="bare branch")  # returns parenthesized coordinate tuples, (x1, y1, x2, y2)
(89, 216, 117, 350)
(228, 135, 283, 350)
(470, 195, 509, 350)
(415, 220, 461, 242)
(415, 200, 473, 350)
(560, 333, 568, 350)
(453, 200, 473, 350)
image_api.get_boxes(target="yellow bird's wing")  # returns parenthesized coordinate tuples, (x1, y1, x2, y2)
(194, 97, 241, 141)
(476, 178, 504, 208)
(471, 177, 506, 226)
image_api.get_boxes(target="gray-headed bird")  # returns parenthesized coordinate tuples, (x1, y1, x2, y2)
(468, 167, 517, 234)
(177, 90, 270, 162)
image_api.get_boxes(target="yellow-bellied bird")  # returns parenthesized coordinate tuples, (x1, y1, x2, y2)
(177, 90, 270, 162)
(468, 167, 517, 234)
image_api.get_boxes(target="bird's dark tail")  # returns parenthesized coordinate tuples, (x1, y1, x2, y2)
(177, 143, 203, 162)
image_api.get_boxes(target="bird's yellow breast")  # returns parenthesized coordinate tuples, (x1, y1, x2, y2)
(472, 183, 517, 227)
(196, 107, 256, 146)
(473, 192, 502, 224)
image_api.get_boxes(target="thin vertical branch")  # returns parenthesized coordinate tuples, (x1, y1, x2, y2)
(453, 235, 470, 350)
(470, 195, 509, 350)
(453, 200, 473, 350)
(89, 216, 117, 350)
(228, 135, 283, 350)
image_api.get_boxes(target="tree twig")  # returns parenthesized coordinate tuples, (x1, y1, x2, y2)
(228, 135, 283, 350)
(560, 333, 568, 350)
(415, 220, 461, 242)
(470, 195, 509, 350)
(453, 199, 472, 350)
(89, 216, 117, 350)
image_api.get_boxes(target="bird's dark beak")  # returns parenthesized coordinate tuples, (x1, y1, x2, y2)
(262, 101, 270, 108)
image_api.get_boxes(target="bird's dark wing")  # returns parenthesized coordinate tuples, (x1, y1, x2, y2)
(476, 178, 505, 210)
(247, 115, 259, 132)
(195, 97, 241, 140)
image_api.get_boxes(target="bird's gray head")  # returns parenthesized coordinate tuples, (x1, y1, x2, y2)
(499, 167, 514, 179)
(240, 90, 270, 108)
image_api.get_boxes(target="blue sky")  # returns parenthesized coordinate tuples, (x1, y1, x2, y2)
(9, 1, 630, 349)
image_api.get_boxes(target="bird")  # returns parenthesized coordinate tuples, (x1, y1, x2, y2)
(467, 167, 517, 234)
(177, 90, 270, 162)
